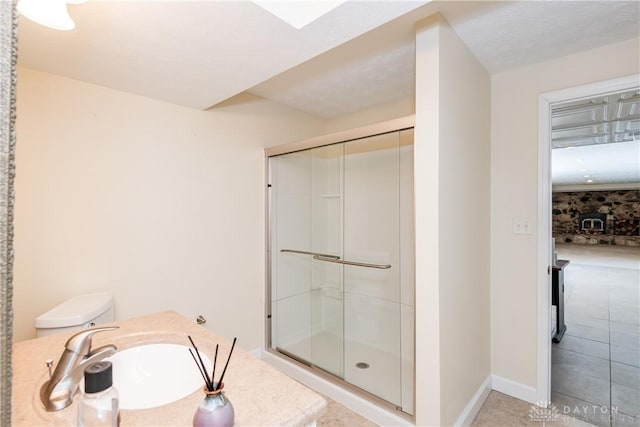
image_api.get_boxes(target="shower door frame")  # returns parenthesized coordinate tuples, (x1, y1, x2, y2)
(264, 115, 415, 420)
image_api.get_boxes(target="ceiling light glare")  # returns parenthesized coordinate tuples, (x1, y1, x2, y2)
(253, 0, 347, 29)
(586, 179, 594, 183)
(17, 0, 75, 31)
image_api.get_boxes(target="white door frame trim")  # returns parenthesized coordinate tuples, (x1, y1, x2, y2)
(536, 74, 640, 404)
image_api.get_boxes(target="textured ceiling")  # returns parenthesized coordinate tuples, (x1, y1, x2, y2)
(17, 1, 640, 115)
(247, 1, 428, 118)
(248, 1, 640, 118)
(16, 0, 428, 109)
(443, 1, 640, 74)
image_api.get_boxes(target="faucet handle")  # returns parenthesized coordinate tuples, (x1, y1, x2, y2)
(65, 325, 119, 356)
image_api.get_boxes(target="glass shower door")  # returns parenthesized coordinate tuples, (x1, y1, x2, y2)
(269, 130, 414, 414)
(270, 144, 344, 377)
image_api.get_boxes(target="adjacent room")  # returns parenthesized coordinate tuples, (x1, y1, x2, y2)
(550, 91, 640, 427)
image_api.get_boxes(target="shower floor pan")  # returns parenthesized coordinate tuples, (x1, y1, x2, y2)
(275, 331, 412, 416)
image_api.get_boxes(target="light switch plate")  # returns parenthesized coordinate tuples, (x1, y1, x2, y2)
(513, 218, 533, 235)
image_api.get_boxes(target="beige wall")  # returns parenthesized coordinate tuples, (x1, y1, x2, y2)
(491, 37, 640, 389)
(14, 68, 326, 347)
(415, 15, 491, 426)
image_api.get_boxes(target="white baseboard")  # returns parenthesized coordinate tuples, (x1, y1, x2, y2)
(257, 349, 535, 427)
(454, 375, 492, 427)
(491, 375, 537, 404)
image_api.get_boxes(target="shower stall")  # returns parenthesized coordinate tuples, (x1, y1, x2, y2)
(266, 126, 415, 416)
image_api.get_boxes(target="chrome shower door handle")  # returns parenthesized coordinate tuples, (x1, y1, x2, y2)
(280, 249, 340, 259)
(280, 248, 390, 269)
(312, 255, 391, 269)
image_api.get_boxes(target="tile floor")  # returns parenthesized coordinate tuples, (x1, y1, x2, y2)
(317, 390, 596, 426)
(552, 243, 640, 427)
(472, 391, 595, 427)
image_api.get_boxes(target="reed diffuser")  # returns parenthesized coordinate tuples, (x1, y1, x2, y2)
(188, 336, 237, 427)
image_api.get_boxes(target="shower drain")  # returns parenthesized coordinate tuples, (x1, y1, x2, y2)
(355, 362, 370, 369)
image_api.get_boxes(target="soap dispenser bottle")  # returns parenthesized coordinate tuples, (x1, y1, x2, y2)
(77, 361, 120, 427)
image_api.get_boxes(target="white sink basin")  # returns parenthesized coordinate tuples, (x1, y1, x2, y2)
(104, 343, 210, 410)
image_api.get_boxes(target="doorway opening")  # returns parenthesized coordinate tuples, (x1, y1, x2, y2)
(537, 75, 640, 427)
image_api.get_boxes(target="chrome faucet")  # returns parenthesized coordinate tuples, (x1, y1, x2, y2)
(40, 325, 119, 411)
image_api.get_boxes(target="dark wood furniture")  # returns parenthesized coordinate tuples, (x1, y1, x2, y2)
(552, 259, 570, 343)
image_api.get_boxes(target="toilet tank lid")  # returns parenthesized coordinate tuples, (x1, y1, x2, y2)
(35, 292, 114, 329)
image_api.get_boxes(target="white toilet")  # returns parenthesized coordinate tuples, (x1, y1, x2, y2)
(35, 292, 115, 337)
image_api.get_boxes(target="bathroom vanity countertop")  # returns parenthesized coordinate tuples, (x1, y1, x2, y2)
(12, 310, 327, 426)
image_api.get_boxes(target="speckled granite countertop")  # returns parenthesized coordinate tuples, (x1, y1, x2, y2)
(12, 310, 327, 426)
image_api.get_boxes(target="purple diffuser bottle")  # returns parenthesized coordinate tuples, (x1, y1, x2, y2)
(193, 383, 234, 427)
(188, 335, 238, 427)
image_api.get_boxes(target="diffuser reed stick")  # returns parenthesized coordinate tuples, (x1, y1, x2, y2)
(211, 344, 219, 388)
(215, 337, 237, 391)
(188, 348, 211, 389)
(189, 336, 213, 390)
